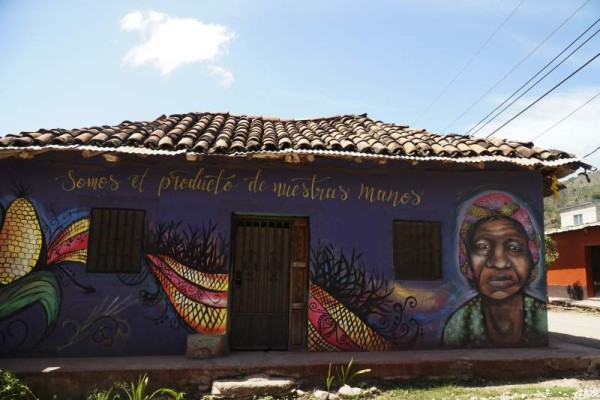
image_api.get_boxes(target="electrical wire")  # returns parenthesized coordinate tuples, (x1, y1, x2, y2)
(470, 23, 600, 137)
(583, 143, 600, 159)
(484, 52, 600, 138)
(441, 0, 591, 133)
(465, 18, 600, 137)
(412, 0, 527, 126)
(530, 90, 600, 141)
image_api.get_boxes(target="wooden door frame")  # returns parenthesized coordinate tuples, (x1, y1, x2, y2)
(228, 213, 310, 350)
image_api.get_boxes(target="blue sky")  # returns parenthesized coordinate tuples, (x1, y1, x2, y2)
(1, 0, 599, 168)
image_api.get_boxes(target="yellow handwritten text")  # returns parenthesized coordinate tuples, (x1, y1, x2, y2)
(55, 169, 120, 192)
(158, 168, 238, 197)
(244, 169, 267, 193)
(358, 184, 422, 207)
(271, 174, 349, 201)
(127, 168, 149, 193)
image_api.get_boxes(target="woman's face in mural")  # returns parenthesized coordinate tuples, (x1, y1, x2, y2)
(468, 217, 533, 300)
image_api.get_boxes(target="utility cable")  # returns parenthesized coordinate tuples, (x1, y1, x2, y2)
(441, 0, 591, 133)
(412, 0, 527, 126)
(465, 18, 600, 137)
(470, 23, 600, 137)
(583, 143, 600, 159)
(530, 90, 600, 141)
(484, 52, 600, 138)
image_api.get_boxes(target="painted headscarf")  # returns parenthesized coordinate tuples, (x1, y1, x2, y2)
(459, 192, 540, 283)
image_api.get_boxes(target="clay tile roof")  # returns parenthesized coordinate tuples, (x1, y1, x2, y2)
(0, 112, 587, 178)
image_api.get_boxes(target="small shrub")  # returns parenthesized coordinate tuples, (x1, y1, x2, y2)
(87, 386, 118, 400)
(545, 235, 559, 267)
(117, 374, 185, 400)
(336, 358, 371, 387)
(0, 370, 38, 400)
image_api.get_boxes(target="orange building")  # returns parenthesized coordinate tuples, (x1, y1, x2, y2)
(547, 223, 600, 299)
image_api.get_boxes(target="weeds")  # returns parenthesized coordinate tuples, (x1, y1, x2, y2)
(0, 370, 37, 400)
(86, 387, 117, 400)
(335, 357, 371, 387)
(325, 363, 335, 392)
(116, 374, 185, 400)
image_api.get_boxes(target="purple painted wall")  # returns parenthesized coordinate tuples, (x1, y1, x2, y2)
(0, 154, 547, 356)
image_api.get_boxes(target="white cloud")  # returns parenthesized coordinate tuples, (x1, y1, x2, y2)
(208, 66, 234, 88)
(119, 11, 235, 81)
(466, 86, 600, 170)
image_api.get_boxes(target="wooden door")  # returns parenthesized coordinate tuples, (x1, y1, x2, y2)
(230, 216, 308, 350)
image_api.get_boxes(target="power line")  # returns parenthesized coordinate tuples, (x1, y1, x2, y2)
(583, 143, 600, 159)
(484, 52, 600, 138)
(530, 90, 600, 141)
(469, 22, 600, 137)
(411, 0, 527, 126)
(441, 0, 591, 133)
(465, 18, 600, 137)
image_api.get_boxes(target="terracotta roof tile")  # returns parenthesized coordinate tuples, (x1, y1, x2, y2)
(0, 112, 582, 172)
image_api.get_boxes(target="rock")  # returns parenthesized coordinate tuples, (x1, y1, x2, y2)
(363, 386, 380, 397)
(186, 334, 226, 359)
(314, 390, 340, 400)
(211, 374, 295, 398)
(190, 374, 212, 393)
(337, 385, 362, 399)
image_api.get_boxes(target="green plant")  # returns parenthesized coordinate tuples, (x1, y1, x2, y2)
(87, 386, 118, 400)
(335, 358, 371, 387)
(325, 363, 335, 392)
(0, 370, 38, 400)
(117, 374, 185, 400)
(545, 235, 559, 267)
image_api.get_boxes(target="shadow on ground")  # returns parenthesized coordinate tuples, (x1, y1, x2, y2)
(550, 332, 600, 349)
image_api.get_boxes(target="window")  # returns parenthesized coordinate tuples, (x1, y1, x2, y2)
(87, 208, 145, 273)
(573, 214, 583, 225)
(393, 220, 442, 280)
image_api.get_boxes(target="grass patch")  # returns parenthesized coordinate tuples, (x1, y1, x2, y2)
(372, 378, 577, 400)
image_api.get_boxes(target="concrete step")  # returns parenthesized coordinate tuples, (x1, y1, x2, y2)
(211, 374, 296, 398)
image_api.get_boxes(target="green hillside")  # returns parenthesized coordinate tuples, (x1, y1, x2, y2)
(544, 170, 600, 228)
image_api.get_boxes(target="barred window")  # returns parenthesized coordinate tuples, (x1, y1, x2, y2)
(393, 220, 442, 280)
(87, 208, 145, 273)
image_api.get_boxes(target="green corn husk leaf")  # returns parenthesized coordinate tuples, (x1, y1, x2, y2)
(0, 271, 60, 330)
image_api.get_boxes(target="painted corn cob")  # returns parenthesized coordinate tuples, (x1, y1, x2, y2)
(0, 198, 43, 285)
(46, 218, 89, 265)
(308, 282, 395, 351)
(146, 254, 228, 334)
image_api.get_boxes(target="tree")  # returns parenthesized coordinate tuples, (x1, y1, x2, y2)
(545, 235, 559, 267)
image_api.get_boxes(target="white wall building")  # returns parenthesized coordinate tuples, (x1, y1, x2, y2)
(560, 201, 600, 228)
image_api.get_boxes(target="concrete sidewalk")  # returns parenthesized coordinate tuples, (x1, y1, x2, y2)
(549, 296, 600, 311)
(2, 336, 600, 399)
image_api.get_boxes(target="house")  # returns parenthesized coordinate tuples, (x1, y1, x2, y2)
(559, 201, 600, 228)
(547, 202, 600, 299)
(0, 112, 585, 356)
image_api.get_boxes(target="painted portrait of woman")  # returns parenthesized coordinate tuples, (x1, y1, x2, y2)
(443, 191, 547, 348)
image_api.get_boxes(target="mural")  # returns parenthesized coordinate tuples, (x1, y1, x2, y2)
(0, 189, 229, 355)
(141, 221, 229, 334)
(0, 191, 90, 351)
(0, 161, 550, 356)
(443, 191, 547, 347)
(308, 241, 421, 351)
